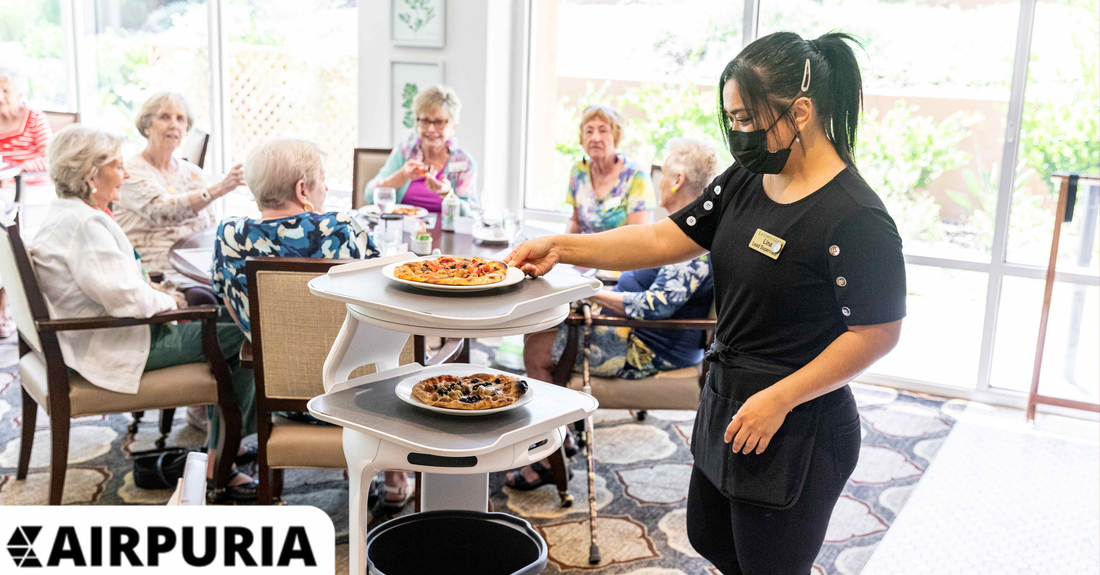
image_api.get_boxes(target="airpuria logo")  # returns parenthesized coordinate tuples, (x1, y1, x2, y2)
(2, 506, 335, 572)
(7, 526, 43, 568)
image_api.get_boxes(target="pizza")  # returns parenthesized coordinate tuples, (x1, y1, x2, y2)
(390, 206, 422, 216)
(411, 373, 529, 410)
(393, 256, 509, 286)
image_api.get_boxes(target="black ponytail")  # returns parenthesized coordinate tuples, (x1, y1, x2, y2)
(717, 30, 864, 168)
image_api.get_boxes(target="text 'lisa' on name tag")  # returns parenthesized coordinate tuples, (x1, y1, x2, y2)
(749, 229, 786, 260)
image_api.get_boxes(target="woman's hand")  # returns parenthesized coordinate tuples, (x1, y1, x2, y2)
(212, 163, 245, 198)
(171, 291, 188, 309)
(724, 389, 791, 455)
(400, 159, 428, 182)
(506, 237, 560, 278)
(424, 172, 451, 195)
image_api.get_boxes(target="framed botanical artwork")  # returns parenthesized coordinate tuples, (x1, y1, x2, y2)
(391, 60, 445, 146)
(391, 0, 446, 48)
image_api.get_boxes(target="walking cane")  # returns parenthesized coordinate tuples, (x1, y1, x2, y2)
(581, 303, 601, 564)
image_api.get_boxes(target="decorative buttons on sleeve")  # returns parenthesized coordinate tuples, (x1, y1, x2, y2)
(714, 185, 721, 195)
(703, 200, 713, 211)
(686, 216, 696, 226)
(836, 277, 847, 287)
(841, 306, 851, 317)
(829, 245, 840, 256)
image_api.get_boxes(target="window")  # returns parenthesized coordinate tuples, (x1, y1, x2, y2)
(225, 0, 358, 193)
(0, 0, 68, 110)
(526, 0, 743, 212)
(85, 0, 210, 156)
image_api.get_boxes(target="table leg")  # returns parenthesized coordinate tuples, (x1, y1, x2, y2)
(419, 473, 490, 512)
(323, 311, 411, 393)
(344, 428, 381, 575)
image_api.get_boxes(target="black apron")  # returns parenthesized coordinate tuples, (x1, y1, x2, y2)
(692, 340, 840, 510)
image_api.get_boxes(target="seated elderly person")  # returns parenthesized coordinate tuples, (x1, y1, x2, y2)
(114, 92, 245, 305)
(565, 104, 655, 234)
(31, 125, 258, 502)
(212, 139, 414, 511)
(366, 85, 477, 213)
(0, 67, 52, 338)
(506, 138, 719, 490)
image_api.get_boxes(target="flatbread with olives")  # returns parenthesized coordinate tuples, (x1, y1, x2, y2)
(411, 373, 529, 410)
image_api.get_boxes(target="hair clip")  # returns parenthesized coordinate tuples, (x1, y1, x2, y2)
(801, 59, 811, 92)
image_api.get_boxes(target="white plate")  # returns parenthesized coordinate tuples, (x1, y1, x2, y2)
(394, 365, 534, 416)
(382, 255, 525, 292)
(389, 204, 429, 218)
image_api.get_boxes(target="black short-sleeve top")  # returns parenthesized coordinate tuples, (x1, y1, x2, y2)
(671, 163, 906, 371)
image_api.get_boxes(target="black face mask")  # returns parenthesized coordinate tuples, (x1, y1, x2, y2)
(727, 100, 800, 174)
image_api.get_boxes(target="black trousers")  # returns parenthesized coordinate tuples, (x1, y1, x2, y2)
(686, 393, 860, 575)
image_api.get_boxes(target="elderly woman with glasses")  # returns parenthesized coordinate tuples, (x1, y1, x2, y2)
(114, 92, 246, 303)
(565, 104, 655, 234)
(31, 125, 259, 502)
(365, 85, 478, 213)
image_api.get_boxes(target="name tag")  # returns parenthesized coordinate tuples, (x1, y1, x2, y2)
(446, 161, 469, 173)
(749, 229, 786, 260)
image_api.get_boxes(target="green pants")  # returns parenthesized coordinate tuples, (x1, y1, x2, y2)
(145, 321, 255, 450)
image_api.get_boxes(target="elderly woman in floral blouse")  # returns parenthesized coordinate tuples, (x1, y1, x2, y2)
(506, 138, 719, 490)
(565, 104, 655, 234)
(365, 85, 477, 213)
(115, 92, 245, 304)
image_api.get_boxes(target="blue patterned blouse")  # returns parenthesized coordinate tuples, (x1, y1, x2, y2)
(212, 211, 379, 339)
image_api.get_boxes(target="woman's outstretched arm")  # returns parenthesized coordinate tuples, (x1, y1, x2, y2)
(506, 218, 705, 277)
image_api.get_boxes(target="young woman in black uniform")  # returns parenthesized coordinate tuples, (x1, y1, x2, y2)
(508, 31, 906, 574)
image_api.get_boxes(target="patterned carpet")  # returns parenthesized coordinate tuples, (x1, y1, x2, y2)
(0, 335, 960, 574)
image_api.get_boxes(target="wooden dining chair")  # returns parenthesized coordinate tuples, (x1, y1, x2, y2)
(351, 148, 392, 209)
(245, 256, 464, 504)
(543, 307, 716, 507)
(181, 129, 210, 169)
(0, 218, 244, 504)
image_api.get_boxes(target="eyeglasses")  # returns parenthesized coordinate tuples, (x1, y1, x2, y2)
(417, 118, 449, 129)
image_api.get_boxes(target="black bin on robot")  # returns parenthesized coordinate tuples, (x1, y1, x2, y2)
(365, 510, 548, 575)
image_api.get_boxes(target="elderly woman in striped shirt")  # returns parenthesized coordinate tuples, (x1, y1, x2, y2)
(0, 68, 51, 173)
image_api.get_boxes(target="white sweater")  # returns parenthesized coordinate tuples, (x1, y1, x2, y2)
(30, 198, 177, 393)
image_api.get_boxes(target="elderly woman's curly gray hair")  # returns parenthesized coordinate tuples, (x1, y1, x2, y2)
(0, 67, 29, 95)
(135, 91, 194, 139)
(663, 137, 720, 196)
(47, 125, 125, 202)
(413, 85, 462, 125)
(244, 139, 325, 210)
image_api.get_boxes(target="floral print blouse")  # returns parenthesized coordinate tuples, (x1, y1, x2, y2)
(566, 154, 655, 234)
(115, 155, 215, 283)
(212, 211, 378, 339)
(365, 136, 478, 206)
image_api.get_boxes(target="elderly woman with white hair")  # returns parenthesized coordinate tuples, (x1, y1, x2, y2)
(115, 92, 245, 303)
(30, 125, 259, 502)
(506, 138, 719, 490)
(209, 138, 416, 508)
(0, 67, 51, 173)
(366, 84, 478, 213)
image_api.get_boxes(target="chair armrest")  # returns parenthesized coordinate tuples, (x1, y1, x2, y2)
(425, 338, 464, 366)
(561, 313, 716, 331)
(239, 339, 253, 369)
(35, 306, 219, 332)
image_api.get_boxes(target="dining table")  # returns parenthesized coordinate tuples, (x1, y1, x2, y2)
(167, 213, 562, 287)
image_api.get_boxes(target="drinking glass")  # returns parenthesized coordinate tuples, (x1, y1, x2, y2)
(376, 187, 397, 213)
(379, 214, 404, 256)
(502, 209, 523, 247)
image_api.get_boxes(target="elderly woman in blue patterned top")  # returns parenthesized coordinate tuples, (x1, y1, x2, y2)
(506, 138, 720, 490)
(212, 139, 418, 511)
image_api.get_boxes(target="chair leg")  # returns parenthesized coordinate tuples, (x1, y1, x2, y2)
(635, 410, 648, 422)
(16, 387, 37, 480)
(272, 468, 284, 502)
(257, 414, 273, 505)
(213, 403, 242, 492)
(129, 411, 144, 435)
(49, 415, 71, 505)
(546, 445, 574, 508)
(157, 408, 176, 449)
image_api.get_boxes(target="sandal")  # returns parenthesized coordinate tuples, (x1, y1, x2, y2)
(505, 461, 572, 491)
(378, 481, 415, 512)
(235, 445, 259, 466)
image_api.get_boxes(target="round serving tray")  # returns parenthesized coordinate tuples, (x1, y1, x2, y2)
(394, 365, 535, 417)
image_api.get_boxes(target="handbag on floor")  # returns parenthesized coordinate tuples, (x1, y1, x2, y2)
(132, 447, 190, 490)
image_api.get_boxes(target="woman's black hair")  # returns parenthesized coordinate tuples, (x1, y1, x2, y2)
(717, 31, 864, 167)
